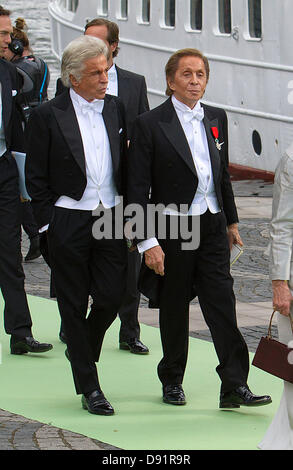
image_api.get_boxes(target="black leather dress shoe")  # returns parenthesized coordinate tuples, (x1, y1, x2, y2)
(163, 384, 186, 405)
(219, 385, 272, 408)
(119, 338, 149, 354)
(81, 390, 114, 415)
(10, 336, 53, 355)
(24, 236, 41, 262)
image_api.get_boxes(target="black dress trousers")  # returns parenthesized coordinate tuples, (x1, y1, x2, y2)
(157, 210, 249, 393)
(48, 206, 127, 395)
(0, 154, 32, 337)
(21, 201, 39, 240)
(118, 249, 141, 342)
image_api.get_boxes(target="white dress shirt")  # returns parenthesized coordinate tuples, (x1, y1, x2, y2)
(106, 64, 118, 97)
(40, 89, 120, 233)
(170, 95, 220, 216)
(55, 88, 120, 211)
(137, 95, 220, 253)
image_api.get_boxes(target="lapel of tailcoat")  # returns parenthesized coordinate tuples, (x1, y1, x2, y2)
(52, 92, 120, 178)
(116, 66, 131, 110)
(158, 98, 221, 184)
(202, 104, 221, 185)
(52, 90, 86, 175)
(102, 95, 120, 176)
(158, 98, 197, 177)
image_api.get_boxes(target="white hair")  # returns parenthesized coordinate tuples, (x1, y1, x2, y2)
(61, 35, 109, 88)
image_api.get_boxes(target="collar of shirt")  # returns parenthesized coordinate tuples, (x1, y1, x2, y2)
(107, 63, 117, 81)
(171, 93, 212, 188)
(70, 88, 104, 114)
(106, 64, 118, 96)
(171, 95, 203, 118)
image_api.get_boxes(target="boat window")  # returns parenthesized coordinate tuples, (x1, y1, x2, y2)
(165, 0, 176, 27)
(67, 0, 78, 12)
(252, 130, 262, 155)
(98, 0, 109, 16)
(248, 0, 262, 38)
(218, 0, 231, 34)
(142, 0, 151, 23)
(120, 0, 128, 19)
(190, 0, 202, 31)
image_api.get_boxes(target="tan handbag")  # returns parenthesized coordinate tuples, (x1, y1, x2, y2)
(252, 310, 293, 383)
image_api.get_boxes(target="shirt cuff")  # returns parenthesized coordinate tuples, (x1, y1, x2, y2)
(137, 237, 159, 253)
(39, 224, 49, 233)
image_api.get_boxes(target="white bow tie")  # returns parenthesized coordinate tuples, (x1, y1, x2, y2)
(81, 100, 104, 115)
(183, 106, 204, 123)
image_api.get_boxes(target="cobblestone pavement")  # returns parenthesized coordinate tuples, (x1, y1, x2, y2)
(0, 410, 120, 451)
(0, 180, 275, 450)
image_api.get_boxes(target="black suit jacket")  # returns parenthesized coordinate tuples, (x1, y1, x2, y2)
(55, 66, 149, 139)
(0, 58, 24, 153)
(25, 89, 127, 229)
(128, 97, 238, 239)
(128, 97, 238, 306)
(115, 66, 149, 138)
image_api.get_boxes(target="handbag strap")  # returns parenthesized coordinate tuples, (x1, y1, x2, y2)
(267, 310, 293, 339)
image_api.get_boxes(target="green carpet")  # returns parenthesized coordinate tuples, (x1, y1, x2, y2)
(0, 294, 282, 450)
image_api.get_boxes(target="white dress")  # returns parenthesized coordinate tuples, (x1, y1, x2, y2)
(258, 147, 293, 450)
(258, 313, 293, 450)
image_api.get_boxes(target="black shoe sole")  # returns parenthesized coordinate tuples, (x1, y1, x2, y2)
(219, 403, 240, 409)
(163, 397, 186, 406)
(119, 343, 149, 354)
(10, 349, 29, 355)
(219, 397, 272, 408)
(81, 400, 114, 416)
(11, 345, 53, 355)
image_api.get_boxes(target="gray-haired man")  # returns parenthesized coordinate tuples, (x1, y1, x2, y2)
(25, 35, 128, 415)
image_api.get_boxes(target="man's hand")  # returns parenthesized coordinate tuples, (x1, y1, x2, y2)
(227, 223, 243, 250)
(272, 280, 293, 316)
(145, 245, 165, 276)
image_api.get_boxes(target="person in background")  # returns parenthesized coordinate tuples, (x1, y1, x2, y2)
(259, 144, 293, 450)
(0, 5, 52, 354)
(56, 18, 150, 355)
(4, 17, 50, 262)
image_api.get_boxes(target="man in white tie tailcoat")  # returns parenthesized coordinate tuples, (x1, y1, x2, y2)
(55, 18, 150, 354)
(127, 48, 272, 409)
(25, 35, 128, 415)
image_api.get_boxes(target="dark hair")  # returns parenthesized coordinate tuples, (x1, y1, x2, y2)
(0, 5, 10, 16)
(165, 48, 210, 96)
(12, 17, 30, 49)
(84, 18, 120, 58)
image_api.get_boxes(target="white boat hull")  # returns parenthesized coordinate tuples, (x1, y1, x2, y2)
(48, 0, 293, 178)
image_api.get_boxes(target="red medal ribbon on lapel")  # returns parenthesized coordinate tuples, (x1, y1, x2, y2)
(211, 126, 222, 150)
(211, 127, 219, 139)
